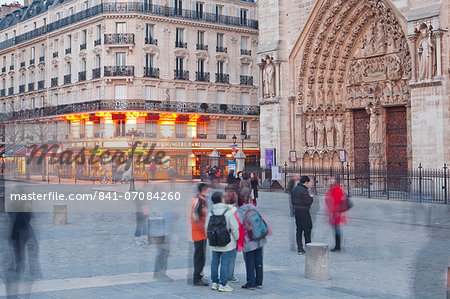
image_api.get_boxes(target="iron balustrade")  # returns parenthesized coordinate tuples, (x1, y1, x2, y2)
(39, 56, 45, 62)
(196, 44, 208, 51)
(216, 46, 227, 53)
(240, 75, 253, 85)
(53, 52, 58, 58)
(19, 85, 25, 93)
(80, 43, 87, 50)
(78, 71, 87, 82)
(197, 134, 207, 139)
(174, 70, 189, 80)
(145, 37, 158, 45)
(0, 99, 260, 122)
(20, 62, 25, 68)
(241, 49, 251, 56)
(217, 134, 227, 139)
(195, 72, 210, 82)
(94, 39, 101, 46)
(51, 77, 58, 87)
(38, 80, 44, 90)
(104, 33, 135, 44)
(144, 67, 159, 78)
(0, 89, 5, 97)
(104, 66, 134, 76)
(64, 74, 71, 84)
(29, 59, 35, 65)
(8, 87, 13, 95)
(92, 68, 101, 78)
(28, 82, 35, 91)
(175, 41, 187, 48)
(9, 65, 14, 71)
(1, 67, 5, 73)
(215, 73, 229, 84)
(65, 48, 72, 55)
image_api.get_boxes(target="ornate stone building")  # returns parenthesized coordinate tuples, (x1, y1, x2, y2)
(258, 0, 449, 171)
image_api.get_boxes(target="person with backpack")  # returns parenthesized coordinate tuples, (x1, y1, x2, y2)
(191, 183, 210, 286)
(238, 172, 252, 206)
(223, 188, 239, 283)
(325, 177, 347, 252)
(205, 192, 240, 292)
(291, 176, 313, 255)
(235, 204, 270, 290)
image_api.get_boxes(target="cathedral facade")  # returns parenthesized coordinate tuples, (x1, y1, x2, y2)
(257, 0, 449, 171)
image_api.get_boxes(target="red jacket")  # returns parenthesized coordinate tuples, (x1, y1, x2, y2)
(325, 185, 347, 226)
(191, 195, 207, 241)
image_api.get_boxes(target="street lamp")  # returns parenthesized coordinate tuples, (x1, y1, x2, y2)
(127, 129, 137, 191)
(240, 130, 246, 153)
(232, 134, 237, 145)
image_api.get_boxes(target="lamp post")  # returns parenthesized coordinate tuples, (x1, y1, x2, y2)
(127, 129, 137, 191)
(240, 130, 246, 153)
(232, 134, 237, 145)
(25, 135, 31, 180)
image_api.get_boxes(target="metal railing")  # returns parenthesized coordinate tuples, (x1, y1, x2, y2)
(0, 89, 5, 97)
(196, 44, 208, 51)
(29, 59, 35, 65)
(216, 46, 227, 53)
(51, 77, 58, 87)
(175, 41, 187, 48)
(241, 49, 251, 56)
(240, 75, 253, 85)
(53, 52, 58, 58)
(38, 80, 44, 90)
(9, 65, 14, 71)
(65, 48, 72, 55)
(94, 39, 101, 46)
(1, 67, 5, 73)
(78, 71, 86, 82)
(19, 84, 25, 93)
(217, 134, 227, 139)
(8, 87, 13, 95)
(145, 37, 158, 45)
(39, 56, 45, 62)
(104, 33, 135, 44)
(215, 73, 229, 84)
(104, 65, 134, 76)
(174, 70, 189, 80)
(64, 74, 71, 84)
(195, 71, 210, 82)
(80, 43, 87, 50)
(144, 67, 159, 78)
(28, 82, 35, 91)
(92, 68, 101, 78)
(20, 62, 25, 68)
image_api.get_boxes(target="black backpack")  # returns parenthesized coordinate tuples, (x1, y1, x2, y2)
(207, 210, 231, 247)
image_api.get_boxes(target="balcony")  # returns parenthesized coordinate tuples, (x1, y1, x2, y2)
(53, 52, 58, 58)
(240, 75, 253, 86)
(196, 44, 208, 51)
(174, 70, 189, 80)
(20, 62, 25, 68)
(145, 37, 158, 45)
(175, 41, 187, 48)
(80, 43, 87, 50)
(39, 56, 45, 63)
(92, 68, 101, 79)
(8, 87, 13, 95)
(0, 89, 5, 97)
(241, 49, 251, 56)
(104, 33, 135, 44)
(9, 65, 14, 71)
(28, 82, 35, 92)
(195, 72, 210, 82)
(217, 134, 227, 139)
(51, 77, 58, 87)
(1, 67, 5, 73)
(78, 71, 86, 82)
(19, 84, 25, 93)
(64, 74, 71, 84)
(38, 80, 44, 90)
(104, 65, 134, 77)
(197, 134, 207, 139)
(29, 59, 35, 65)
(215, 73, 229, 84)
(144, 67, 159, 78)
(94, 39, 101, 47)
(216, 46, 227, 53)
(65, 48, 72, 55)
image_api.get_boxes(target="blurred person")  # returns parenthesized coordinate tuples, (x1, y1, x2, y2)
(235, 204, 270, 290)
(238, 173, 252, 207)
(205, 192, 239, 292)
(237, 171, 243, 180)
(224, 188, 239, 283)
(227, 170, 236, 186)
(134, 199, 150, 246)
(291, 176, 313, 254)
(325, 177, 347, 252)
(250, 173, 259, 206)
(191, 183, 210, 286)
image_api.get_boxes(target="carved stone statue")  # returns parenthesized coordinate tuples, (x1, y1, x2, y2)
(417, 24, 434, 81)
(305, 115, 315, 147)
(367, 106, 380, 143)
(263, 56, 276, 98)
(325, 116, 334, 148)
(315, 117, 325, 148)
(317, 83, 324, 106)
(335, 116, 345, 148)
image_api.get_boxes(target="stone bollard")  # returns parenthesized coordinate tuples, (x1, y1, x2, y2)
(53, 204, 67, 224)
(305, 243, 330, 280)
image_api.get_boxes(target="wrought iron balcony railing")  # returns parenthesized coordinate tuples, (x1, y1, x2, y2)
(216, 46, 227, 53)
(65, 48, 72, 55)
(196, 44, 208, 51)
(0, 99, 260, 122)
(39, 56, 45, 62)
(0, 89, 5, 97)
(51, 77, 58, 87)
(9, 65, 14, 71)
(144, 67, 159, 78)
(29, 59, 35, 65)
(53, 52, 58, 58)
(215, 73, 229, 84)
(240, 75, 253, 85)
(104, 65, 134, 76)
(241, 49, 251, 56)
(145, 37, 158, 45)
(197, 134, 207, 139)
(8, 87, 13, 95)
(92, 68, 101, 79)
(175, 41, 187, 48)
(20, 62, 25, 68)
(217, 134, 227, 139)
(78, 71, 86, 82)
(38, 80, 44, 90)
(174, 70, 189, 80)
(195, 71, 210, 82)
(104, 33, 135, 44)
(28, 82, 35, 92)
(80, 43, 87, 50)
(64, 74, 71, 84)
(1, 67, 5, 73)
(19, 85, 25, 93)
(94, 39, 101, 46)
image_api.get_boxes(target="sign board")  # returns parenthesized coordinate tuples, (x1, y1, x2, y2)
(228, 160, 236, 172)
(265, 148, 275, 168)
(339, 149, 346, 162)
(271, 166, 282, 181)
(289, 150, 297, 162)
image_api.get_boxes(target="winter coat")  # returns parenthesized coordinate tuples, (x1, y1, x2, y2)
(235, 204, 270, 252)
(205, 203, 240, 252)
(239, 179, 252, 205)
(250, 179, 259, 199)
(291, 184, 313, 210)
(325, 185, 347, 226)
(191, 194, 207, 242)
(227, 173, 236, 185)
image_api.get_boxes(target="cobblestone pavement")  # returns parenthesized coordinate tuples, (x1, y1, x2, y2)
(0, 181, 449, 298)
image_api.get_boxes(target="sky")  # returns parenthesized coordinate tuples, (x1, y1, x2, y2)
(0, 0, 24, 6)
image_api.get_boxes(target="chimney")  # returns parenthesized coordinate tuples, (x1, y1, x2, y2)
(1, 5, 16, 18)
(23, 0, 31, 6)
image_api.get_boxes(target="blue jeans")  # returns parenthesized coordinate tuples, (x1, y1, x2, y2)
(243, 247, 263, 287)
(211, 250, 233, 286)
(135, 212, 148, 237)
(228, 249, 237, 280)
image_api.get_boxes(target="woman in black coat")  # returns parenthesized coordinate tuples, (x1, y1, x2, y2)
(250, 172, 259, 206)
(227, 170, 236, 185)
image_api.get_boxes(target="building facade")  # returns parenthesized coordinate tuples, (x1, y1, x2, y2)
(0, 0, 259, 179)
(257, 0, 449, 171)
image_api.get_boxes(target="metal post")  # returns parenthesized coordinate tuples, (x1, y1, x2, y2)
(74, 163, 77, 184)
(313, 167, 317, 196)
(368, 163, 371, 198)
(47, 158, 50, 184)
(284, 161, 287, 191)
(386, 165, 390, 200)
(346, 162, 350, 198)
(418, 163, 422, 201)
(444, 163, 448, 204)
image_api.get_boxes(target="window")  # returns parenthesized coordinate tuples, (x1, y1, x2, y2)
(175, 88, 184, 102)
(95, 55, 101, 68)
(81, 59, 86, 71)
(145, 120, 156, 135)
(176, 28, 184, 44)
(217, 33, 224, 48)
(217, 61, 224, 74)
(40, 44, 45, 57)
(66, 62, 71, 75)
(2, 79, 5, 89)
(96, 87, 101, 100)
(241, 92, 249, 106)
(145, 54, 154, 68)
(197, 59, 205, 73)
(10, 54, 14, 66)
(40, 96, 44, 107)
(215, 5, 223, 21)
(143, 0, 152, 10)
(240, 120, 247, 134)
(39, 69, 44, 81)
(115, 120, 126, 137)
(80, 119, 86, 136)
(240, 9, 247, 25)
(197, 89, 205, 103)
(176, 57, 184, 71)
(216, 119, 224, 135)
(83, 1, 88, 10)
(241, 63, 248, 76)
(197, 31, 204, 46)
(176, 122, 186, 136)
(83, 89, 88, 102)
(2, 56, 5, 68)
(197, 122, 206, 135)
(241, 36, 248, 50)
(33, 22, 37, 30)
(69, 7, 74, 16)
(115, 85, 127, 100)
(30, 72, 34, 83)
(82, 30, 87, 44)
(53, 94, 59, 105)
(66, 35, 71, 49)
(67, 91, 72, 104)
(43, 18, 46, 26)
(96, 25, 101, 40)
(196, 2, 203, 16)
(31, 98, 35, 109)
(115, 52, 126, 66)
(115, 22, 126, 34)
(216, 91, 224, 104)
(174, 0, 182, 15)
(31, 47, 35, 60)
(145, 24, 154, 40)
(145, 86, 154, 101)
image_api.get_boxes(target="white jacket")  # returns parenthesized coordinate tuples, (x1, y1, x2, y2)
(205, 203, 239, 252)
